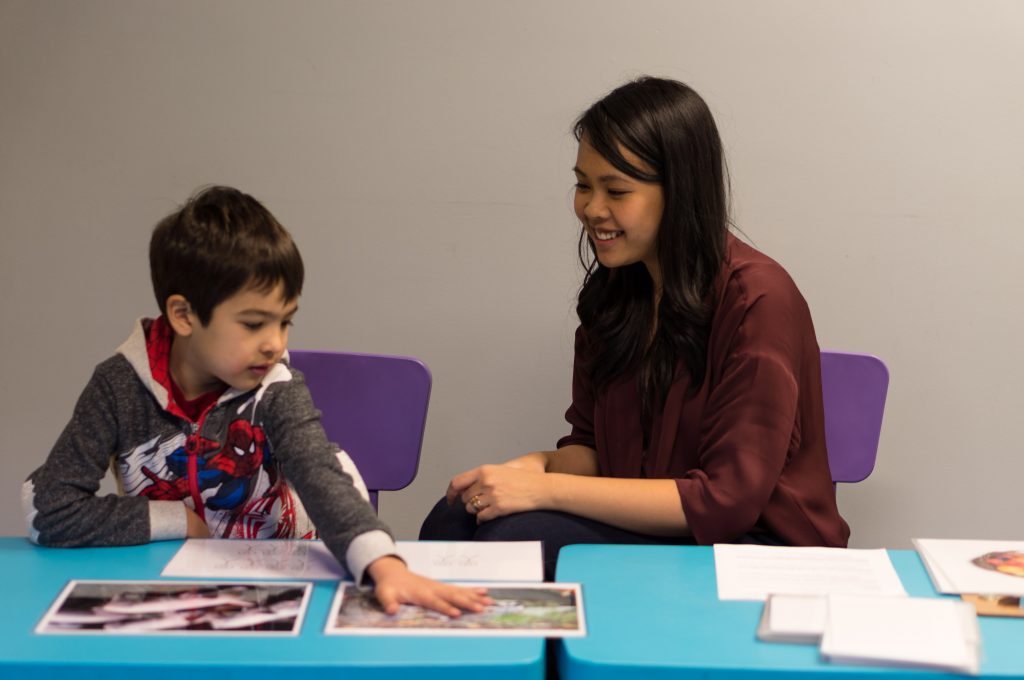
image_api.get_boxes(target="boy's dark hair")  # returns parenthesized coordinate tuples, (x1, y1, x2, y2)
(150, 186, 304, 325)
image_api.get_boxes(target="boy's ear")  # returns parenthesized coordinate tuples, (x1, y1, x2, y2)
(165, 295, 196, 337)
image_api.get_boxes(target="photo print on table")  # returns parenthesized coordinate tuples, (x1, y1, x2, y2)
(36, 580, 312, 635)
(325, 582, 585, 636)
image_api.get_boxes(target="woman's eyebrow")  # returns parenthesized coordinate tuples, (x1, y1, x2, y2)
(573, 166, 632, 183)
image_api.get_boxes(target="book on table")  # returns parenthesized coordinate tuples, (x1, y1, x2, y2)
(914, 538, 1024, 617)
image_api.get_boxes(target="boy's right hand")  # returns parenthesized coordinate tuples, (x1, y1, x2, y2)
(367, 555, 492, 617)
(184, 506, 211, 538)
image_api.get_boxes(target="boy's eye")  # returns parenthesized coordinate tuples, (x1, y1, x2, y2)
(282, 320, 294, 329)
(242, 321, 264, 331)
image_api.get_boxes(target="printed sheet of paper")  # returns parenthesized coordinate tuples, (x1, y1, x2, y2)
(325, 582, 585, 636)
(914, 538, 1024, 596)
(162, 539, 543, 582)
(714, 544, 907, 601)
(36, 580, 311, 636)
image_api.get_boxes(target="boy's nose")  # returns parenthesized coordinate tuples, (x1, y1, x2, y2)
(262, 331, 285, 356)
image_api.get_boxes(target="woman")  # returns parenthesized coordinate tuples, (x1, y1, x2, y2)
(421, 77, 849, 579)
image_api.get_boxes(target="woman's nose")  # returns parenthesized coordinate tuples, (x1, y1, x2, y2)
(583, 194, 608, 222)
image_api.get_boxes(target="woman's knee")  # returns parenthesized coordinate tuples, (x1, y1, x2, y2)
(473, 510, 567, 542)
(418, 497, 476, 541)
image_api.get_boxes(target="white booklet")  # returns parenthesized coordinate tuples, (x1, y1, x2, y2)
(714, 544, 907, 601)
(820, 595, 981, 675)
(162, 539, 543, 582)
(913, 538, 1024, 596)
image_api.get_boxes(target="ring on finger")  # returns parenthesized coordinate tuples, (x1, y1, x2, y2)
(469, 494, 483, 511)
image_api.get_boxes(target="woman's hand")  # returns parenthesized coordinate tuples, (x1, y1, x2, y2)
(367, 556, 492, 616)
(501, 451, 550, 473)
(446, 462, 553, 523)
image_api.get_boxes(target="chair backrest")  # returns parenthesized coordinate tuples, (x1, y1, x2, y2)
(287, 350, 432, 511)
(819, 351, 889, 484)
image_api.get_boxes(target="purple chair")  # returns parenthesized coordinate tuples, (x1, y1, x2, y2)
(820, 350, 889, 483)
(287, 350, 431, 512)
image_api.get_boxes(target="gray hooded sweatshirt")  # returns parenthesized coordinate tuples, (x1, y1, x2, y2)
(22, 318, 396, 583)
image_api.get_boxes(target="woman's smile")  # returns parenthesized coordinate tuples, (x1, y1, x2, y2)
(591, 229, 624, 242)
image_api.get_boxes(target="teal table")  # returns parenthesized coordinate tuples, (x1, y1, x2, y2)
(0, 537, 543, 679)
(556, 544, 1024, 679)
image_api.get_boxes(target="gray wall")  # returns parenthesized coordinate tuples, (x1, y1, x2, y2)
(2, 1, 1021, 547)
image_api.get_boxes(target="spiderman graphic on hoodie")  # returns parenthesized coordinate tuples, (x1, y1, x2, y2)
(139, 419, 278, 515)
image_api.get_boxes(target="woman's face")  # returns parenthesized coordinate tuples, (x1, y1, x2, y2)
(573, 139, 665, 283)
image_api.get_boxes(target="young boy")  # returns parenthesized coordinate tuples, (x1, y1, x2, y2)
(22, 186, 486, 616)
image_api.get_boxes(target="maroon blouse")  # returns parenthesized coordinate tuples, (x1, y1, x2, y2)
(557, 235, 850, 547)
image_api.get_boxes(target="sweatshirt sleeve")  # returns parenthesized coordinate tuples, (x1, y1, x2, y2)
(23, 360, 186, 546)
(262, 369, 397, 584)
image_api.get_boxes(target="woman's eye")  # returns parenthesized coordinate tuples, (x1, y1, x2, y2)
(607, 189, 628, 197)
(574, 182, 590, 192)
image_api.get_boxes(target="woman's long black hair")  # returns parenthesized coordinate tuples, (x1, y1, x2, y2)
(574, 77, 729, 425)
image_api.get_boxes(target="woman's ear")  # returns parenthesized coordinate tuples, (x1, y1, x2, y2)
(165, 295, 195, 337)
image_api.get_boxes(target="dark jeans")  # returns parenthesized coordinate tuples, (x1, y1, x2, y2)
(419, 497, 782, 581)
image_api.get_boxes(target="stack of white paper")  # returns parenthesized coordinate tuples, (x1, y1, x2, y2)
(913, 538, 1024, 596)
(820, 595, 981, 675)
(730, 544, 981, 672)
(757, 594, 982, 674)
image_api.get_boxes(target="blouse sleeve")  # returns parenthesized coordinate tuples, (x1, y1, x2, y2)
(675, 270, 815, 544)
(556, 326, 597, 451)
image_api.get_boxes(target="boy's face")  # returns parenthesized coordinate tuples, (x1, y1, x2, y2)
(176, 282, 298, 397)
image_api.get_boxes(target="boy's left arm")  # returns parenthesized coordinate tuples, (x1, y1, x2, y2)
(265, 369, 491, 614)
(261, 369, 398, 584)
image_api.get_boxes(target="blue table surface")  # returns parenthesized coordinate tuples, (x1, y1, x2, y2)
(557, 544, 1024, 679)
(0, 537, 543, 680)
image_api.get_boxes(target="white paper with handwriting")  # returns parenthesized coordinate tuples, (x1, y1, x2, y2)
(162, 539, 542, 582)
(400, 540, 543, 582)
